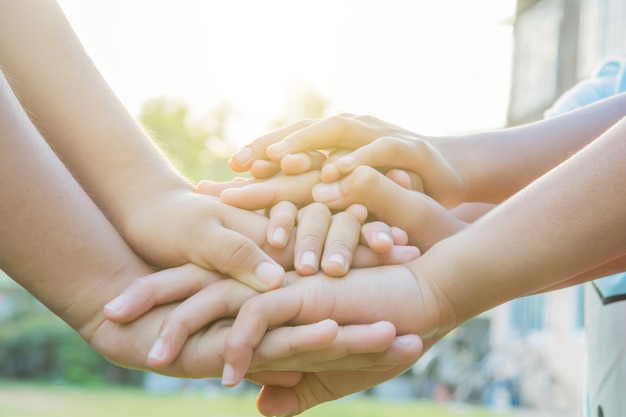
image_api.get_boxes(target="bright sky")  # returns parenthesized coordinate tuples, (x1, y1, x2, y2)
(57, 0, 516, 146)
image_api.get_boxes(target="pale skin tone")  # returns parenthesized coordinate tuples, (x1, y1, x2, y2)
(0, 61, 424, 381)
(0, 0, 429, 387)
(228, 93, 626, 207)
(222, 114, 626, 415)
(1, 0, 415, 287)
(113, 117, 626, 415)
(164, 98, 624, 414)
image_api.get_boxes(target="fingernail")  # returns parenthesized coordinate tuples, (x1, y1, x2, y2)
(327, 253, 348, 271)
(104, 294, 125, 313)
(148, 338, 164, 361)
(300, 251, 318, 269)
(232, 147, 253, 165)
(222, 363, 237, 387)
(268, 141, 288, 155)
(271, 227, 287, 246)
(255, 261, 285, 286)
(312, 183, 340, 203)
(375, 232, 393, 244)
(396, 334, 421, 347)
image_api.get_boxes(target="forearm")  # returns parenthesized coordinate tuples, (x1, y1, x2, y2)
(446, 93, 626, 203)
(418, 115, 626, 323)
(0, 0, 190, 227)
(0, 69, 149, 336)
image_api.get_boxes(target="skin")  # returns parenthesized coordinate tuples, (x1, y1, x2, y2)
(0, 62, 422, 381)
(0, 0, 290, 291)
(219, 114, 626, 415)
(0, 0, 427, 389)
(230, 95, 626, 208)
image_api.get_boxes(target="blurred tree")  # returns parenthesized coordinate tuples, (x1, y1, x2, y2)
(271, 83, 328, 129)
(139, 98, 237, 183)
(138, 87, 328, 185)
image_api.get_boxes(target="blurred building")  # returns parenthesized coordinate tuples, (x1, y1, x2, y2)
(489, 0, 626, 415)
(508, 0, 626, 125)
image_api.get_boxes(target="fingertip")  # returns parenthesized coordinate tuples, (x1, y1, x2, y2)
(196, 180, 230, 197)
(394, 334, 424, 356)
(268, 226, 288, 248)
(221, 363, 240, 388)
(281, 153, 311, 175)
(254, 261, 286, 291)
(103, 294, 128, 322)
(374, 231, 394, 252)
(320, 164, 340, 183)
(256, 386, 300, 417)
(335, 155, 356, 173)
(321, 253, 349, 277)
(266, 141, 288, 159)
(147, 338, 168, 368)
(311, 182, 341, 204)
(230, 147, 254, 170)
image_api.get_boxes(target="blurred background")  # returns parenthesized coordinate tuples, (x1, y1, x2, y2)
(2, 0, 625, 416)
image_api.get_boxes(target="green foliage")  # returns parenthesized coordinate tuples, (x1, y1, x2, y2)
(139, 98, 238, 183)
(138, 88, 329, 185)
(0, 290, 142, 386)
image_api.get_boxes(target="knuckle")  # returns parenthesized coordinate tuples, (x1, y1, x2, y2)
(219, 237, 262, 272)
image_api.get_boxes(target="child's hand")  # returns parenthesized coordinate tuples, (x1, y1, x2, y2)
(220, 261, 453, 388)
(267, 201, 419, 276)
(102, 264, 422, 373)
(197, 175, 421, 276)
(312, 166, 466, 252)
(200, 165, 465, 253)
(122, 188, 292, 292)
(228, 114, 468, 208)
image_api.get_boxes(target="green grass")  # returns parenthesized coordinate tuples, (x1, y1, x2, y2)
(0, 380, 516, 417)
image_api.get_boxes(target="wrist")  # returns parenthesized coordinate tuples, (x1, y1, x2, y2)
(118, 187, 196, 268)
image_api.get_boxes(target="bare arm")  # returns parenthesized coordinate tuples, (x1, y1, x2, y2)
(0, 0, 291, 290)
(421, 115, 626, 323)
(229, 94, 626, 207)
(0, 0, 186, 223)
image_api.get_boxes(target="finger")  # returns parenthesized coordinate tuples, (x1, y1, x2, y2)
(229, 119, 317, 172)
(103, 264, 223, 323)
(251, 321, 395, 372)
(313, 165, 463, 250)
(293, 203, 332, 275)
(249, 159, 282, 179)
(222, 280, 321, 387)
(203, 223, 285, 291)
(352, 244, 420, 268)
(323, 136, 463, 207)
(220, 171, 320, 211)
(390, 226, 410, 245)
(280, 151, 328, 175)
(344, 203, 368, 223)
(386, 168, 425, 192)
(320, 210, 362, 277)
(266, 201, 298, 249)
(255, 332, 421, 373)
(266, 115, 383, 160)
(360, 221, 395, 254)
(195, 178, 255, 197)
(147, 279, 258, 368)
